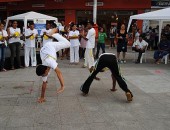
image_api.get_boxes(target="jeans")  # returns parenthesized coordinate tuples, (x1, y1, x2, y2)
(110, 38, 115, 47)
(9, 42, 21, 68)
(95, 43, 105, 58)
(134, 48, 145, 62)
(0, 44, 6, 70)
(154, 50, 169, 61)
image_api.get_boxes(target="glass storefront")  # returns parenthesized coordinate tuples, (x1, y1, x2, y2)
(76, 10, 137, 30)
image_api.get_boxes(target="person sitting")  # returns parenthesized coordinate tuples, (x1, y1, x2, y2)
(133, 34, 148, 63)
(154, 34, 170, 64)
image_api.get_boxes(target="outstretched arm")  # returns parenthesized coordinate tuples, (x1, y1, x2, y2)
(38, 81, 47, 103)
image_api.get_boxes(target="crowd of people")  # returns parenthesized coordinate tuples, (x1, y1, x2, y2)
(0, 20, 170, 72)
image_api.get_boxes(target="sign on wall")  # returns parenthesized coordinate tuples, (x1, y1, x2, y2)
(152, 1, 170, 7)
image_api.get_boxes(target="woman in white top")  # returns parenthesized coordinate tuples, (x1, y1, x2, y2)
(25, 22, 38, 67)
(0, 23, 8, 72)
(7, 21, 22, 70)
(69, 24, 80, 64)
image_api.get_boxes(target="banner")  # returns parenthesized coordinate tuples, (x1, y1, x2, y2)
(34, 19, 46, 36)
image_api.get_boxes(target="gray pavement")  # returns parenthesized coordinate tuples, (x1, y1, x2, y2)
(0, 47, 170, 130)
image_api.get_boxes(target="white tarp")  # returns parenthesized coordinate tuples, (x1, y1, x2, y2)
(5, 11, 58, 30)
(127, 7, 170, 41)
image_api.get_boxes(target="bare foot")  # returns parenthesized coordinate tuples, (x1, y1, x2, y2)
(37, 98, 46, 103)
(94, 77, 100, 81)
(56, 87, 64, 94)
(110, 88, 117, 92)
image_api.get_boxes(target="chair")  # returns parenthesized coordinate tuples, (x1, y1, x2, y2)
(133, 46, 147, 63)
(162, 53, 169, 64)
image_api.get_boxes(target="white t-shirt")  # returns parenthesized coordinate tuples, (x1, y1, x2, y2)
(69, 30, 80, 47)
(134, 39, 148, 49)
(40, 33, 70, 82)
(135, 32, 140, 41)
(59, 25, 65, 32)
(25, 28, 38, 47)
(0, 30, 8, 44)
(40, 28, 52, 46)
(86, 28, 96, 48)
(8, 27, 21, 43)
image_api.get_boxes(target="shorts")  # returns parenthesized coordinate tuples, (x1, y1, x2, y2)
(117, 43, 127, 52)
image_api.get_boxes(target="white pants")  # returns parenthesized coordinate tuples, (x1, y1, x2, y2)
(85, 48, 94, 69)
(25, 46, 37, 67)
(70, 46, 79, 63)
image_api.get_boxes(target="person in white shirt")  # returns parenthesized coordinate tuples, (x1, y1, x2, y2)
(134, 29, 140, 42)
(7, 21, 22, 70)
(24, 22, 38, 67)
(69, 23, 80, 64)
(40, 23, 52, 46)
(80, 20, 100, 80)
(133, 35, 148, 63)
(36, 28, 70, 103)
(80, 21, 95, 69)
(0, 23, 8, 72)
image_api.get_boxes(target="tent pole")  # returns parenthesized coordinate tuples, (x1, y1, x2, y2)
(158, 20, 163, 42)
(5, 19, 9, 30)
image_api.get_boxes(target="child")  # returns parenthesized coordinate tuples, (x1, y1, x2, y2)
(95, 27, 107, 59)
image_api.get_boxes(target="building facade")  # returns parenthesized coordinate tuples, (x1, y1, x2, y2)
(0, 0, 151, 28)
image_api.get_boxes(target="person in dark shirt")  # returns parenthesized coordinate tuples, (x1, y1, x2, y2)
(154, 34, 170, 64)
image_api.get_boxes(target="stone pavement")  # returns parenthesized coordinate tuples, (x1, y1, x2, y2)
(0, 47, 170, 130)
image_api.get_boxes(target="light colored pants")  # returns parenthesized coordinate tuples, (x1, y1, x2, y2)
(25, 46, 37, 67)
(70, 46, 79, 63)
(85, 48, 94, 69)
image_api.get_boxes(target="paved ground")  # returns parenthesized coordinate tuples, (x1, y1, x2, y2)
(0, 47, 170, 130)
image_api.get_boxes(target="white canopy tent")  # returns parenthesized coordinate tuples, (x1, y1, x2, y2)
(127, 7, 170, 42)
(5, 11, 58, 30)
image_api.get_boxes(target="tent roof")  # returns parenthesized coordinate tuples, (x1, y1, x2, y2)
(130, 7, 170, 20)
(7, 11, 58, 21)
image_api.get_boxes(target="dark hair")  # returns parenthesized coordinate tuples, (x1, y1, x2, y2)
(87, 20, 94, 26)
(29, 22, 34, 25)
(51, 23, 57, 28)
(12, 20, 17, 24)
(36, 65, 48, 76)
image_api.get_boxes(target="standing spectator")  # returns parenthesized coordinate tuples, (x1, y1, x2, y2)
(40, 23, 52, 47)
(134, 29, 140, 42)
(7, 21, 22, 70)
(109, 25, 116, 48)
(154, 34, 170, 64)
(59, 20, 65, 35)
(154, 25, 159, 50)
(69, 23, 80, 65)
(24, 22, 38, 67)
(95, 27, 107, 59)
(149, 29, 156, 50)
(133, 35, 148, 63)
(80, 20, 100, 80)
(116, 24, 128, 63)
(80, 25, 87, 59)
(0, 23, 8, 72)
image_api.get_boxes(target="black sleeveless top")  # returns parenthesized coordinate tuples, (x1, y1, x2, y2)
(117, 30, 127, 44)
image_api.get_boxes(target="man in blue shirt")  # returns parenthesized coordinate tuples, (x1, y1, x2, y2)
(154, 34, 170, 64)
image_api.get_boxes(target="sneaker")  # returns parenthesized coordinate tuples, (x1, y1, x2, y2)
(126, 92, 133, 102)
(122, 60, 126, 63)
